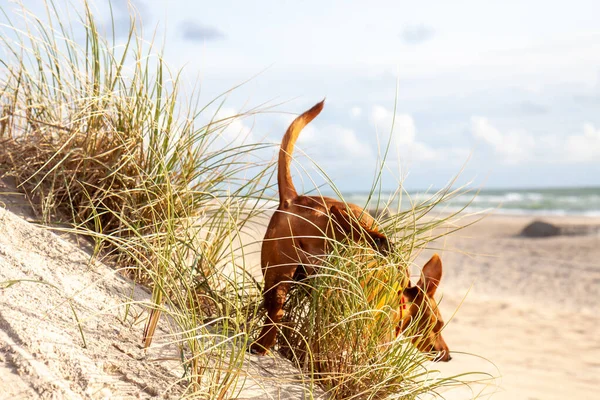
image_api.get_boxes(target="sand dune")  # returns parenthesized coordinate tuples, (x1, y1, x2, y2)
(0, 185, 323, 399)
(0, 197, 185, 398)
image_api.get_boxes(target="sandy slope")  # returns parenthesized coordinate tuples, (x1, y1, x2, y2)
(0, 182, 323, 399)
(0, 193, 185, 398)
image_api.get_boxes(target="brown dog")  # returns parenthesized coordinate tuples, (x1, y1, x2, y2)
(398, 254, 451, 362)
(250, 101, 451, 362)
(352, 252, 450, 361)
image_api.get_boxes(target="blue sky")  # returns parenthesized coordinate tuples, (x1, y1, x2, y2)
(14, 0, 600, 191)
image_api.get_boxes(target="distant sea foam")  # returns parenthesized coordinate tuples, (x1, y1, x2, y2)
(342, 187, 600, 217)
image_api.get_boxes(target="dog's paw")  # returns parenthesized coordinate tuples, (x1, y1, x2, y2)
(248, 344, 268, 356)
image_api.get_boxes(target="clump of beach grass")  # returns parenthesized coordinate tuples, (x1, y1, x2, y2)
(0, 0, 488, 398)
(0, 0, 272, 396)
(274, 176, 478, 399)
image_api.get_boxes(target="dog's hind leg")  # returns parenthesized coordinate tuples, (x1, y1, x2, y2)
(250, 269, 294, 355)
(251, 238, 324, 355)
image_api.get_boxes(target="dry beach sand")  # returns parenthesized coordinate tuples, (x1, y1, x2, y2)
(421, 213, 600, 399)
(0, 180, 598, 399)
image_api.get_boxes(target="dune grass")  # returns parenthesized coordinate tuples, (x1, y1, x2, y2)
(0, 1, 487, 398)
(272, 175, 477, 399)
(0, 0, 273, 396)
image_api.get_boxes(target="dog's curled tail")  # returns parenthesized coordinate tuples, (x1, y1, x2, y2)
(278, 100, 325, 205)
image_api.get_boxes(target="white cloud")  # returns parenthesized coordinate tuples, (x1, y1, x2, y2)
(565, 123, 600, 162)
(471, 116, 535, 164)
(297, 123, 372, 162)
(370, 105, 437, 162)
(470, 117, 600, 165)
(371, 105, 415, 145)
(212, 107, 254, 146)
(273, 112, 374, 174)
(350, 106, 362, 118)
(256, 111, 374, 193)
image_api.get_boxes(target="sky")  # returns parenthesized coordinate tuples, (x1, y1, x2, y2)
(12, 0, 600, 191)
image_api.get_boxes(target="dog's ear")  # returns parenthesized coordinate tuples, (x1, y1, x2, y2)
(417, 254, 443, 297)
(401, 285, 420, 301)
(329, 205, 390, 254)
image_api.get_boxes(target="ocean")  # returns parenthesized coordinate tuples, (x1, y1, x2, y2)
(342, 187, 600, 217)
